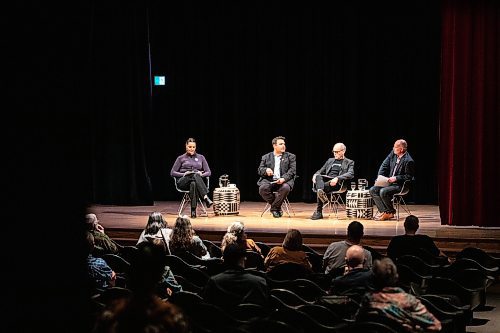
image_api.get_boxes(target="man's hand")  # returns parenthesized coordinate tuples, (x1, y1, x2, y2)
(266, 168, 274, 176)
(388, 176, 397, 183)
(329, 177, 338, 186)
(276, 177, 285, 184)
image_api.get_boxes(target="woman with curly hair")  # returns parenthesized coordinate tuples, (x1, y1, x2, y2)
(221, 221, 261, 255)
(169, 216, 208, 258)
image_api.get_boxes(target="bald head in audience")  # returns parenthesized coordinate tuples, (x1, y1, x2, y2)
(345, 245, 366, 271)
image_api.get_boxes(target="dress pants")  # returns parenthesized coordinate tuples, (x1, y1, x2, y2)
(177, 173, 208, 209)
(369, 185, 400, 214)
(259, 182, 291, 212)
(314, 175, 340, 211)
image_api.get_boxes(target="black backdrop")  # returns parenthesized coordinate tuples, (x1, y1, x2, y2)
(145, 1, 440, 204)
(88, 1, 440, 205)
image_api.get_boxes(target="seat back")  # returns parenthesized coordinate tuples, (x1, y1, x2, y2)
(202, 239, 223, 258)
(267, 262, 310, 281)
(254, 241, 272, 257)
(101, 253, 131, 274)
(456, 247, 500, 270)
(244, 250, 265, 271)
(392, 180, 411, 220)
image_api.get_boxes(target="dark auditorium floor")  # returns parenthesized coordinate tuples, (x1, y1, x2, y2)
(469, 282, 500, 333)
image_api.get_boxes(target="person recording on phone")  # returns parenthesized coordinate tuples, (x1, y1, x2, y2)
(257, 136, 297, 218)
(369, 139, 415, 221)
(310, 142, 355, 220)
(171, 138, 213, 218)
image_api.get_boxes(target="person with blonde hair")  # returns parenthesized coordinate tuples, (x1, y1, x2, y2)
(221, 221, 261, 254)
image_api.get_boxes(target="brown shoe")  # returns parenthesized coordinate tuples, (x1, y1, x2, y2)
(379, 212, 394, 221)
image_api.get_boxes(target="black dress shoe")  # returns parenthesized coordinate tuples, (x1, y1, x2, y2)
(310, 211, 323, 220)
(204, 197, 213, 208)
(278, 210, 283, 217)
(271, 211, 281, 218)
(191, 209, 197, 218)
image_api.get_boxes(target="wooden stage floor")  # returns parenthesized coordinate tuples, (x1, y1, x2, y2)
(91, 201, 500, 256)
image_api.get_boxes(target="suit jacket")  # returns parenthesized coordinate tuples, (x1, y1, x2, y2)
(315, 157, 355, 181)
(257, 151, 297, 188)
(378, 151, 415, 186)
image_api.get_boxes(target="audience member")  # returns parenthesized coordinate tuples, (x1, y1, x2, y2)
(329, 245, 374, 295)
(203, 243, 270, 310)
(86, 231, 116, 291)
(136, 212, 172, 250)
(221, 221, 261, 254)
(86, 213, 121, 255)
(323, 221, 372, 276)
(92, 240, 189, 333)
(264, 229, 312, 272)
(134, 240, 182, 299)
(387, 215, 449, 262)
(169, 216, 209, 259)
(356, 258, 441, 332)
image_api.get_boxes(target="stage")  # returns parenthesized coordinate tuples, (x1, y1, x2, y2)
(90, 201, 500, 256)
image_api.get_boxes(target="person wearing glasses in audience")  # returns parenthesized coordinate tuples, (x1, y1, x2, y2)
(171, 137, 213, 218)
(311, 142, 355, 220)
(257, 136, 297, 218)
(369, 139, 415, 221)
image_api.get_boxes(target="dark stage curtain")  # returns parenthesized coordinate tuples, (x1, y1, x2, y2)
(84, 1, 443, 207)
(147, 2, 441, 205)
(88, 1, 153, 205)
(439, 0, 500, 226)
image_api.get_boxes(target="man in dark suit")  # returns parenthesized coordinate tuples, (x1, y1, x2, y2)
(257, 136, 297, 218)
(369, 139, 415, 221)
(202, 243, 270, 310)
(311, 142, 355, 220)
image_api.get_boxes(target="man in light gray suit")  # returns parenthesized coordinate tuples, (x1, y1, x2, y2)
(257, 136, 297, 218)
(311, 142, 355, 220)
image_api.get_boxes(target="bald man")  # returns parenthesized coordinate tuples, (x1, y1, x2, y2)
(311, 142, 355, 220)
(329, 245, 374, 295)
(369, 139, 415, 221)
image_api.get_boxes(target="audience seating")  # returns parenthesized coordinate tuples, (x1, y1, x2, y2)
(202, 239, 222, 258)
(165, 255, 210, 288)
(229, 303, 269, 322)
(266, 262, 311, 281)
(254, 241, 272, 257)
(101, 253, 131, 274)
(269, 305, 340, 333)
(456, 247, 500, 272)
(296, 304, 343, 327)
(244, 250, 265, 271)
(270, 288, 313, 307)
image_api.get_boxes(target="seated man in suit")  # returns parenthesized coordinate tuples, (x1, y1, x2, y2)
(369, 139, 415, 221)
(257, 136, 297, 218)
(311, 142, 355, 220)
